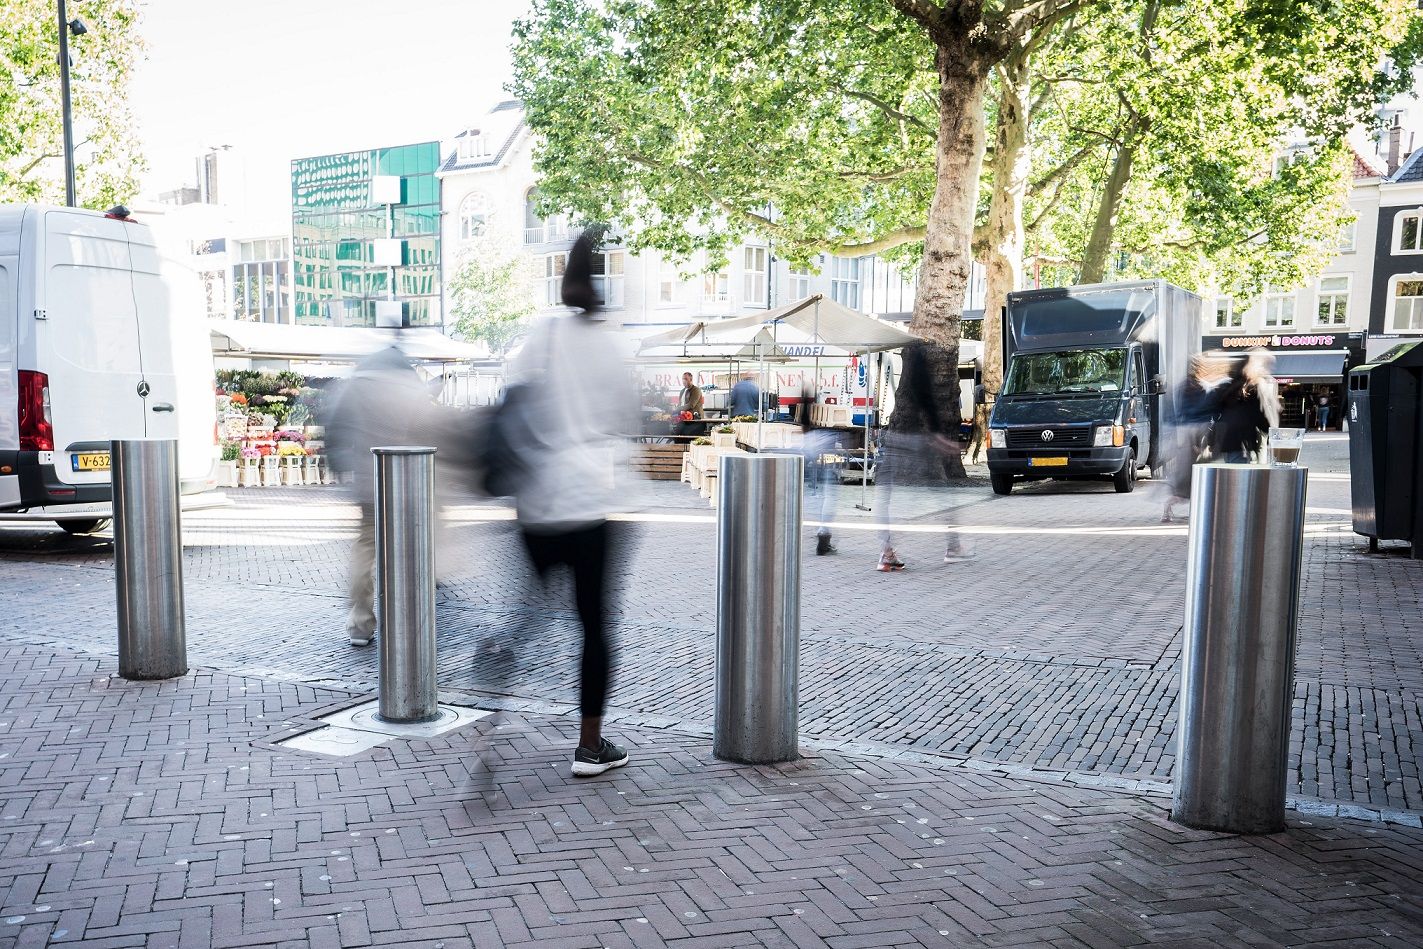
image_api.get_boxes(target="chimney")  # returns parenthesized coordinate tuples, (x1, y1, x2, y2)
(1388, 113, 1403, 175)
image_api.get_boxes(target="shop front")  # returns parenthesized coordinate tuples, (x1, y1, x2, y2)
(1201, 332, 1366, 430)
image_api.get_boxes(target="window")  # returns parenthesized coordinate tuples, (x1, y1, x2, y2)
(538, 252, 567, 308)
(591, 250, 624, 308)
(457, 130, 490, 161)
(829, 256, 862, 309)
(458, 191, 491, 242)
(1392, 279, 1423, 331)
(789, 266, 810, 300)
(1397, 211, 1423, 253)
(1214, 298, 1240, 329)
(524, 189, 566, 244)
(1263, 291, 1295, 328)
(1339, 219, 1357, 253)
(658, 259, 682, 304)
(1273, 149, 1309, 176)
(743, 247, 768, 307)
(702, 268, 730, 305)
(1316, 276, 1349, 326)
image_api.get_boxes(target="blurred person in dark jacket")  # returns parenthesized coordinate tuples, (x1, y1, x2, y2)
(326, 342, 436, 646)
(799, 385, 839, 555)
(507, 229, 637, 777)
(1161, 353, 1227, 523)
(729, 371, 761, 418)
(877, 342, 972, 571)
(1212, 356, 1271, 463)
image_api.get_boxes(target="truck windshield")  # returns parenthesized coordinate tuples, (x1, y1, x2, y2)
(1002, 348, 1127, 396)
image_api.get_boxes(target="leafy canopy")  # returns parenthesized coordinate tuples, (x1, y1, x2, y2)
(0, 0, 146, 207)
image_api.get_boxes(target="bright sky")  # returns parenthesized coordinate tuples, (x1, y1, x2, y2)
(130, 0, 534, 229)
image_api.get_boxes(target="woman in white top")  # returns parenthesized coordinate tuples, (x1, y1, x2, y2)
(506, 229, 636, 777)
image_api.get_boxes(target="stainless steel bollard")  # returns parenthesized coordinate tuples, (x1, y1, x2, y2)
(113, 439, 187, 680)
(1173, 463, 1308, 833)
(714, 453, 803, 764)
(372, 446, 439, 723)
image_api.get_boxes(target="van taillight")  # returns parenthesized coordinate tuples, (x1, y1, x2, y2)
(18, 370, 54, 451)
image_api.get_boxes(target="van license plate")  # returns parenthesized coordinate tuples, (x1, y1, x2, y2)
(72, 452, 111, 472)
(1029, 456, 1068, 467)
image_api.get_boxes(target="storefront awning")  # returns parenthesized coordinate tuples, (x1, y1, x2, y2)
(1271, 350, 1348, 383)
(210, 321, 487, 363)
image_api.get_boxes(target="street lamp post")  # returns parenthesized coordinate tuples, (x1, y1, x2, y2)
(56, 1, 85, 207)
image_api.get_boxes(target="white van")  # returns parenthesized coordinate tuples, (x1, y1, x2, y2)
(0, 204, 217, 533)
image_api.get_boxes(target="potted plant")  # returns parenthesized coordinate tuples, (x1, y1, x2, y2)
(238, 446, 262, 487)
(277, 440, 306, 486)
(712, 425, 736, 448)
(259, 443, 281, 486)
(218, 441, 240, 487)
(691, 436, 712, 446)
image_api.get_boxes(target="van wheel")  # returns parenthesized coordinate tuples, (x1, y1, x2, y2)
(58, 518, 111, 535)
(990, 473, 1013, 496)
(1113, 451, 1137, 493)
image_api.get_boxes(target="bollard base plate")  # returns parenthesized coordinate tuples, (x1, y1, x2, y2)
(326, 701, 486, 739)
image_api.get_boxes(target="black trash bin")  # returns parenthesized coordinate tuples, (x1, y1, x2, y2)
(1348, 340, 1423, 556)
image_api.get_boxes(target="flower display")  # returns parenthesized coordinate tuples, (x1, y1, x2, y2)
(240, 447, 261, 460)
(276, 442, 306, 457)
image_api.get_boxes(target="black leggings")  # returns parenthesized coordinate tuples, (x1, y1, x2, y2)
(519, 522, 614, 718)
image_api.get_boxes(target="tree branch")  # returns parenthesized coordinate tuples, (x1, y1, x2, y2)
(17, 153, 60, 178)
(828, 226, 927, 256)
(833, 83, 935, 135)
(1030, 142, 1095, 191)
(836, 165, 920, 183)
(1000, 0, 1095, 41)
(888, 0, 946, 39)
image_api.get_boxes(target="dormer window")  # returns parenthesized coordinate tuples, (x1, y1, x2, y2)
(458, 130, 491, 161)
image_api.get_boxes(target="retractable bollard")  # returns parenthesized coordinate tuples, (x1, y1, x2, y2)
(714, 453, 803, 764)
(1173, 463, 1308, 834)
(372, 447, 438, 724)
(113, 439, 187, 680)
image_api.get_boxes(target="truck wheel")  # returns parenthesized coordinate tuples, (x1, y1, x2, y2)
(1113, 450, 1137, 494)
(990, 473, 1013, 496)
(58, 518, 111, 535)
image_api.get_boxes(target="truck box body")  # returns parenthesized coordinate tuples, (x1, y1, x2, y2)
(0, 204, 216, 524)
(987, 280, 1202, 494)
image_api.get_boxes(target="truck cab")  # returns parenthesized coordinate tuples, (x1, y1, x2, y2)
(986, 281, 1200, 496)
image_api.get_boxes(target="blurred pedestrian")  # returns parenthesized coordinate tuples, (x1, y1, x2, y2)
(1245, 349, 1282, 429)
(1317, 392, 1332, 432)
(1161, 354, 1226, 524)
(507, 229, 636, 778)
(1212, 356, 1271, 464)
(877, 342, 971, 571)
(799, 386, 839, 555)
(326, 342, 435, 646)
(729, 371, 761, 418)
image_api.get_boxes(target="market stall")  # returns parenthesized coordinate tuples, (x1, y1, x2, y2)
(637, 294, 920, 505)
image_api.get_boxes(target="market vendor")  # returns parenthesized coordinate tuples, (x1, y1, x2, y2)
(676, 372, 705, 436)
(729, 371, 761, 418)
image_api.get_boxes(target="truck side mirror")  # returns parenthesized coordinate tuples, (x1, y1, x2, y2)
(1148, 377, 1165, 394)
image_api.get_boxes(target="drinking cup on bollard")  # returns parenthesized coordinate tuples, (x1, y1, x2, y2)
(1173, 463, 1308, 834)
(372, 446, 439, 724)
(714, 453, 802, 764)
(113, 438, 188, 680)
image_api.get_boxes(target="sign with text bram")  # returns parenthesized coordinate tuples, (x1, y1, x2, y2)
(1212, 333, 1365, 351)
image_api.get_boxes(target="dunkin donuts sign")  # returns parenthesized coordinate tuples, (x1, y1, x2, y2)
(1219, 334, 1338, 349)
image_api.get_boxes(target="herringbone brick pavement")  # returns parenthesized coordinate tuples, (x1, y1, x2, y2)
(1, 646, 1422, 948)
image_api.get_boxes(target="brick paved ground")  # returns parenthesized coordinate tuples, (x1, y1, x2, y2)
(2, 435, 1419, 819)
(2, 646, 1422, 948)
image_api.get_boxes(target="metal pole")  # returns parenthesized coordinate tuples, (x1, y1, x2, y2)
(113, 439, 186, 680)
(1173, 462, 1308, 833)
(714, 452, 802, 763)
(57, 0, 77, 207)
(373, 446, 438, 723)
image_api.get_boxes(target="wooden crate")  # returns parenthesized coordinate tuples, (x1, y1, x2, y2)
(631, 443, 688, 480)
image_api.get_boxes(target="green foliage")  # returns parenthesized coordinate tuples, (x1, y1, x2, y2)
(1024, 0, 1420, 300)
(219, 440, 240, 462)
(448, 235, 537, 355)
(511, 0, 937, 268)
(0, 0, 146, 207)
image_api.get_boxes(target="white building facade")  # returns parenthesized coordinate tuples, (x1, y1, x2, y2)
(436, 102, 947, 343)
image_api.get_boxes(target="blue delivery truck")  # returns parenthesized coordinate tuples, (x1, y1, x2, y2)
(986, 280, 1202, 495)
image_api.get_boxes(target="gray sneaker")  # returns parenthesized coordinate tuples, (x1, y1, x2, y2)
(572, 738, 629, 777)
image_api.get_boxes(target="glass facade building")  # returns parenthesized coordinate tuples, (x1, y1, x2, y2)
(291, 142, 442, 327)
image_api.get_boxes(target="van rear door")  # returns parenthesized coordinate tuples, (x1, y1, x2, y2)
(41, 210, 148, 487)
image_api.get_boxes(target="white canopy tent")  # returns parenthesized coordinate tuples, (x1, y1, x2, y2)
(210, 321, 488, 363)
(638, 295, 922, 508)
